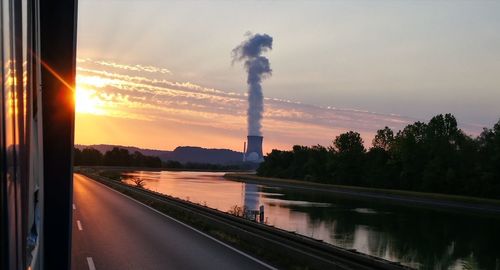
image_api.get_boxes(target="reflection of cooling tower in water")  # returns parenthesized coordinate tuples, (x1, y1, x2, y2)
(245, 135, 264, 163)
(243, 183, 259, 211)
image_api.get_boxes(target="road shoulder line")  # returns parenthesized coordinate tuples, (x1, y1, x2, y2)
(86, 257, 96, 270)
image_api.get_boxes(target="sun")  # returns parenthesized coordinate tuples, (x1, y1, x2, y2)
(75, 86, 105, 115)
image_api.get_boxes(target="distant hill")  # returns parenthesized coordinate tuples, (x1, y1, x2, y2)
(75, 144, 243, 165)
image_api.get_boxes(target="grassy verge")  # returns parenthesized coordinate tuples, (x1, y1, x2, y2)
(224, 173, 500, 210)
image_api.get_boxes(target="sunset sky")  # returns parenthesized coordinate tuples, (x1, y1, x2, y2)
(75, 1, 500, 153)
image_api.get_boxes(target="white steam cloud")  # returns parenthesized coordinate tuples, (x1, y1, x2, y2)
(232, 33, 273, 136)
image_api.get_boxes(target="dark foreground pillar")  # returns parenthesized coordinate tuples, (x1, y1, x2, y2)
(40, 0, 78, 269)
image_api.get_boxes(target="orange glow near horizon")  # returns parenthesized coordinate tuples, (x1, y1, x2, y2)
(73, 59, 417, 153)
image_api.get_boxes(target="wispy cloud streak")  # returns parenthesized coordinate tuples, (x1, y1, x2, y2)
(78, 58, 171, 74)
(77, 58, 481, 149)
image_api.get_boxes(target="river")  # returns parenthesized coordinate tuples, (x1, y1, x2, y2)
(122, 170, 500, 269)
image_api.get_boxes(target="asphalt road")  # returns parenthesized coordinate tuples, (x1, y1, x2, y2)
(71, 174, 273, 270)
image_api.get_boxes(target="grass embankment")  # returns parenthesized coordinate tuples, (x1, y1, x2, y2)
(224, 173, 500, 212)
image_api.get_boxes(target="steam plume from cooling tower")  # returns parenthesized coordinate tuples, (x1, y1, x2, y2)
(232, 33, 273, 136)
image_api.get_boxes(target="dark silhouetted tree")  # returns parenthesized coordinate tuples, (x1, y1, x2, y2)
(76, 148, 103, 166)
(103, 147, 132, 166)
(372, 126, 394, 151)
(330, 131, 366, 185)
(257, 114, 500, 199)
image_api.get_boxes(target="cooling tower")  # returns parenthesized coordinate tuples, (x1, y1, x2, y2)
(245, 135, 264, 163)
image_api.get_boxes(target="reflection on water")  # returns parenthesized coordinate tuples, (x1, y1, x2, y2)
(244, 183, 259, 211)
(123, 171, 500, 269)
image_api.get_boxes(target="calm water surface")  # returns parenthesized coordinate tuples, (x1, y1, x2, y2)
(122, 171, 500, 269)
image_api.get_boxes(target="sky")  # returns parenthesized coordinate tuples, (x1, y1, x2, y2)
(75, 0, 500, 153)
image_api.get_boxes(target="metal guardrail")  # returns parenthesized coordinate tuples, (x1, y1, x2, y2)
(83, 172, 412, 270)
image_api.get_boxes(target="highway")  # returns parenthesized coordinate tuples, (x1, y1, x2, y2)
(71, 174, 274, 270)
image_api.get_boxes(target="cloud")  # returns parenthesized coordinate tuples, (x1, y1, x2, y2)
(78, 58, 171, 74)
(76, 58, 480, 150)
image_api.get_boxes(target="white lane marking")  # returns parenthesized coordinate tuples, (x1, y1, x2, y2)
(77, 220, 83, 231)
(87, 257, 96, 270)
(79, 175, 277, 270)
(73, 204, 76, 210)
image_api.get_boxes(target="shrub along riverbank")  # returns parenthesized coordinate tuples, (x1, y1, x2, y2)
(257, 114, 500, 199)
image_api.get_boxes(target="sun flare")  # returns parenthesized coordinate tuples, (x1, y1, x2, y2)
(75, 86, 105, 115)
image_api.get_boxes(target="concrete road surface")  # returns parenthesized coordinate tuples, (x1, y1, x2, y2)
(71, 173, 273, 270)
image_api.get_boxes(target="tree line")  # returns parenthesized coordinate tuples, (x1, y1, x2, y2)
(74, 147, 243, 171)
(257, 114, 500, 199)
(74, 147, 163, 167)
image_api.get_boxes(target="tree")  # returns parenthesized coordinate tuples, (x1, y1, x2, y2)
(257, 149, 294, 178)
(79, 148, 103, 166)
(74, 148, 82, 165)
(391, 121, 428, 190)
(131, 151, 145, 166)
(372, 127, 394, 151)
(333, 131, 366, 154)
(289, 145, 310, 179)
(476, 119, 500, 196)
(364, 147, 392, 187)
(164, 160, 183, 169)
(330, 131, 366, 185)
(103, 147, 132, 166)
(304, 145, 330, 182)
(130, 178, 146, 188)
(426, 114, 459, 141)
(256, 114, 500, 199)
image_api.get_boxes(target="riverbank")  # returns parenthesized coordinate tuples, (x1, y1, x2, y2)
(224, 173, 500, 214)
